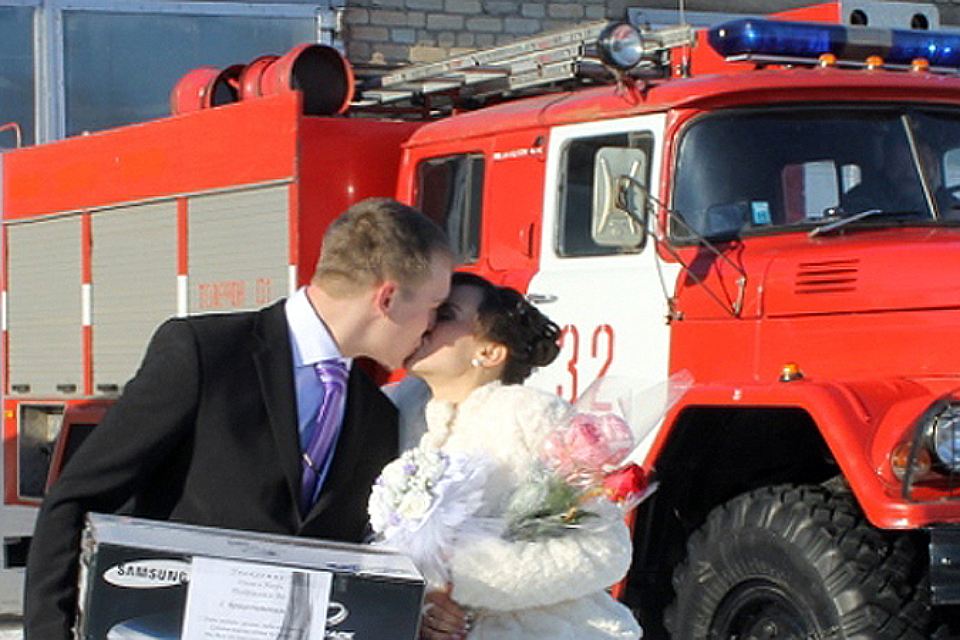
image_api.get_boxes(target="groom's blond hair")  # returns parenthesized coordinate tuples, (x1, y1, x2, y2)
(313, 198, 451, 298)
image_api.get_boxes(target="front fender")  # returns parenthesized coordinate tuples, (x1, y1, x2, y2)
(648, 377, 960, 529)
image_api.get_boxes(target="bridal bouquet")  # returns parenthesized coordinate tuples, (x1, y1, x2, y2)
(503, 371, 693, 541)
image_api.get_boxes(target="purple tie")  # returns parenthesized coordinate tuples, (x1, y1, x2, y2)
(300, 359, 349, 514)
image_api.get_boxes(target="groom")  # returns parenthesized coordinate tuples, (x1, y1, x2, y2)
(23, 197, 454, 640)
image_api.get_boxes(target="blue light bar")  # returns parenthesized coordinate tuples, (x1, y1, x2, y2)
(889, 29, 960, 66)
(708, 18, 960, 67)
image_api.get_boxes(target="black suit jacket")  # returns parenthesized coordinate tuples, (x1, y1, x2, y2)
(23, 301, 398, 639)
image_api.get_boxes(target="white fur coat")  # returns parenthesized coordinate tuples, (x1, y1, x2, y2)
(420, 382, 642, 640)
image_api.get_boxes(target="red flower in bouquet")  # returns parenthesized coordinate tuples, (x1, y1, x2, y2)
(602, 463, 649, 504)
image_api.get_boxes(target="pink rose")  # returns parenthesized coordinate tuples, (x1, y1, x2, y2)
(541, 413, 635, 476)
(593, 414, 634, 462)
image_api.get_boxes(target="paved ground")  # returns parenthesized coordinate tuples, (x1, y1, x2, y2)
(0, 620, 21, 639)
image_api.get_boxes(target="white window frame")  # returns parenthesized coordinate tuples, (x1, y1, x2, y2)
(630, 3, 947, 32)
(0, 0, 337, 144)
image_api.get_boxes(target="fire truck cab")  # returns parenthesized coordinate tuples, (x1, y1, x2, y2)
(6, 2, 960, 637)
(392, 13, 960, 635)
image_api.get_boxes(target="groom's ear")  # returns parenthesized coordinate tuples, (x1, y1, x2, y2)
(374, 280, 399, 316)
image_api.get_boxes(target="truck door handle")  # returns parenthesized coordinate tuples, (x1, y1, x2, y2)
(526, 292, 558, 304)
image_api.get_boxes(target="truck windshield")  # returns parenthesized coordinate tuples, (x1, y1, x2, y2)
(671, 107, 960, 241)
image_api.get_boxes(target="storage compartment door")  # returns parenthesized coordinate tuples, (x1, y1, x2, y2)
(188, 184, 290, 314)
(91, 201, 177, 393)
(6, 216, 83, 396)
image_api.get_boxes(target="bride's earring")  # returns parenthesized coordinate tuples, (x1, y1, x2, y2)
(470, 357, 483, 368)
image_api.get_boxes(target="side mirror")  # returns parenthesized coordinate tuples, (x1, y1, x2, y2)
(592, 147, 649, 248)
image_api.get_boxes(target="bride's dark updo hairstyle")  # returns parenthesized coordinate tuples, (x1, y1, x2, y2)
(452, 272, 561, 384)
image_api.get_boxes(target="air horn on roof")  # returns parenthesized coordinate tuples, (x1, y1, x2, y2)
(171, 44, 355, 117)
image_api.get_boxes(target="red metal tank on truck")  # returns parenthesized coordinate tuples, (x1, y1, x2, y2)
(5, 2, 960, 637)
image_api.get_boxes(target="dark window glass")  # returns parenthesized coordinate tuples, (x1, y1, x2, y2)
(559, 132, 652, 257)
(417, 154, 484, 264)
(64, 11, 314, 136)
(0, 6, 35, 146)
(672, 107, 960, 242)
(18, 405, 64, 499)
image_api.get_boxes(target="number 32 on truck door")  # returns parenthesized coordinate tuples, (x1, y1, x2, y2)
(555, 323, 614, 402)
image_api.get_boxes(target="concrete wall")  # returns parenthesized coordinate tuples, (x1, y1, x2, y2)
(931, 0, 960, 24)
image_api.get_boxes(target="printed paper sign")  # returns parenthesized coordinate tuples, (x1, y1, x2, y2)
(182, 557, 332, 639)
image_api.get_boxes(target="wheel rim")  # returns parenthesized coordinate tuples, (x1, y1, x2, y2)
(709, 579, 821, 640)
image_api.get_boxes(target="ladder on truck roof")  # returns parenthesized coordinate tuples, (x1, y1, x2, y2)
(352, 20, 695, 113)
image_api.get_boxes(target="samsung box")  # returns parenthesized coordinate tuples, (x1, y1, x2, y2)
(77, 513, 424, 640)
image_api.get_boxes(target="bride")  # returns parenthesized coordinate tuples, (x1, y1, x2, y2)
(383, 272, 642, 640)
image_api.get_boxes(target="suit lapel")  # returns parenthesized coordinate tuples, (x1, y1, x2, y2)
(251, 303, 303, 514)
(302, 366, 370, 526)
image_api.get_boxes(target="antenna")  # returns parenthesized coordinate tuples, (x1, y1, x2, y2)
(678, 0, 690, 77)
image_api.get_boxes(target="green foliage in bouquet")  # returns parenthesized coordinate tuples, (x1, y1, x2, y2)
(502, 467, 598, 542)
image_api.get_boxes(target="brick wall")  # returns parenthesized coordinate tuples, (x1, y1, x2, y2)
(344, 0, 607, 65)
(341, 0, 960, 67)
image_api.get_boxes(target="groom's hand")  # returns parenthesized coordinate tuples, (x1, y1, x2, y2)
(420, 585, 468, 640)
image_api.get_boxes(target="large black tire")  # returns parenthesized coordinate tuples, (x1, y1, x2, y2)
(665, 484, 930, 640)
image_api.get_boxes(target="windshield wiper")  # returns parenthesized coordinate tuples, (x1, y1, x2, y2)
(808, 208, 920, 237)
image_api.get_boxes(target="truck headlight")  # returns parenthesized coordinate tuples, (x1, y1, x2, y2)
(932, 404, 960, 470)
(892, 397, 960, 499)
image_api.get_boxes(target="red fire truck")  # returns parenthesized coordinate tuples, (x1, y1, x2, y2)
(4, 1, 960, 637)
